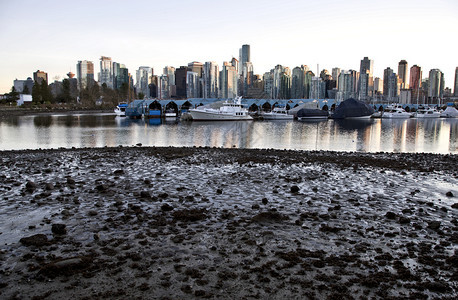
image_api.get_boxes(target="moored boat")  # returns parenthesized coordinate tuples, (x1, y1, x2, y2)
(189, 97, 253, 121)
(114, 102, 128, 117)
(382, 104, 412, 119)
(330, 98, 374, 119)
(414, 106, 441, 118)
(262, 107, 294, 120)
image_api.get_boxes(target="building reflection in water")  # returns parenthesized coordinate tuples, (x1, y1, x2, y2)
(0, 114, 456, 154)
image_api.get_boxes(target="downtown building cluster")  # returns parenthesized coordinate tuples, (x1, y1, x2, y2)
(10, 44, 458, 105)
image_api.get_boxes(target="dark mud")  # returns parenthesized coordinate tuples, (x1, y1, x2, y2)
(0, 146, 457, 299)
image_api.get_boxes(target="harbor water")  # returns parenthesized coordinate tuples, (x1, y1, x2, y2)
(0, 113, 456, 153)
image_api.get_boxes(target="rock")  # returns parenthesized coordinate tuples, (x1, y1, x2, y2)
(20, 234, 48, 247)
(136, 143, 142, 147)
(25, 181, 37, 192)
(140, 191, 150, 198)
(446, 191, 454, 197)
(67, 177, 75, 185)
(399, 217, 411, 224)
(161, 203, 174, 211)
(158, 192, 168, 199)
(262, 198, 268, 205)
(38, 257, 91, 278)
(290, 185, 299, 193)
(216, 189, 223, 194)
(385, 212, 396, 219)
(428, 221, 441, 230)
(95, 184, 106, 192)
(45, 183, 54, 190)
(113, 169, 124, 175)
(52, 224, 67, 235)
(88, 210, 98, 216)
(252, 204, 260, 209)
(452, 203, 458, 209)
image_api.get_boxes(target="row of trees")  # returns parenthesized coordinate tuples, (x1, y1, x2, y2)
(2, 80, 137, 108)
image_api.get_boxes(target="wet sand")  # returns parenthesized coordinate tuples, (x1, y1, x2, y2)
(0, 147, 457, 299)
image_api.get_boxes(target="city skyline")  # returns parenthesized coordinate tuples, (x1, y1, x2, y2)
(1, 0, 457, 94)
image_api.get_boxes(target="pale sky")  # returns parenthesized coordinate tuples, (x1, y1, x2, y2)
(1, 0, 457, 94)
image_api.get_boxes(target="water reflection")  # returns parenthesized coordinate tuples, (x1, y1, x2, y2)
(0, 113, 456, 154)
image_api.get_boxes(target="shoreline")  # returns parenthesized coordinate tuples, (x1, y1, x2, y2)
(0, 147, 457, 299)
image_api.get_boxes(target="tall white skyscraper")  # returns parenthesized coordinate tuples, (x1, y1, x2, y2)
(220, 62, 238, 99)
(99, 56, 113, 88)
(136, 66, 153, 98)
(203, 61, 219, 98)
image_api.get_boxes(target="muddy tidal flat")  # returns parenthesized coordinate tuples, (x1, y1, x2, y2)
(0, 147, 457, 299)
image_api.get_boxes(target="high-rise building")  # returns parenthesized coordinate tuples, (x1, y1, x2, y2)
(187, 62, 203, 98)
(360, 57, 374, 76)
(203, 62, 219, 99)
(99, 56, 113, 88)
(33, 70, 48, 85)
(186, 72, 199, 98)
(292, 66, 305, 99)
(428, 69, 444, 101)
(383, 67, 399, 101)
(454, 67, 458, 96)
(76, 60, 95, 90)
(175, 66, 187, 99)
(359, 57, 373, 100)
(373, 77, 383, 95)
(409, 65, 422, 102)
(263, 72, 273, 99)
(271, 65, 290, 99)
(136, 66, 153, 98)
(113, 62, 129, 91)
(220, 62, 238, 99)
(337, 71, 356, 101)
(239, 45, 250, 73)
(14, 77, 34, 94)
(332, 67, 341, 89)
(398, 60, 408, 89)
(310, 76, 325, 99)
(158, 75, 169, 99)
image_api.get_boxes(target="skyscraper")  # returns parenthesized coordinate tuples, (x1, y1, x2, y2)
(99, 56, 113, 88)
(454, 67, 458, 97)
(409, 65, 422, 102)
(239, 45, 250, 72)
(76, 60, 95, 90)
(136, 67, 153, 98)
(175, 66, 187, 99)
(203, 62, 219, 98)
(428, 69, 444, 101)
(33, 70, 48, 85)
(359, 57, 373, 100)
(332, 68, 341, 89)
(187, 62, 203, 97)
(113, 62, 129, 91)
(398, 60, 408, 89)
(220, 62, 238, 99)
(186, 72, 199, 98)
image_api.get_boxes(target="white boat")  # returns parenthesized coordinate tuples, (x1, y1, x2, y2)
(189, 97, 253, 121)
(440, 105, 458, 118)
(262, 107, 294, 120)
(414, 106, 441, 118)
(114, 102, 128, 117)
(382, 104, 412, 119)
(164, 110, 177, 118)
